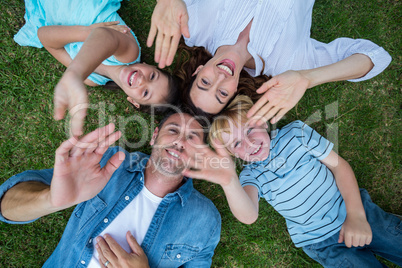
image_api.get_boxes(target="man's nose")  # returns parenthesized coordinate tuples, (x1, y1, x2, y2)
(173, 138, 185, 150)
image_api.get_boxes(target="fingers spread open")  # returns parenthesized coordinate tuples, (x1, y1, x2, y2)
(180, 13, 190, 38)
(147, 23, 157, 47)
(154, 29, 164, 65)
(270, 108, 287, 124)
(247, 95, 270, 119)
(159, 33, 173, 69)
(95, 130, 122, 155)
(55, 137, 78, 163)
(167, 34, 180, 66)
(68, 123, 116, 156)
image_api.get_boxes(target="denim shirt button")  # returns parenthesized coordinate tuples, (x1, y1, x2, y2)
(125, 196, 130, 201)
(104, 218, 109, 223)
(176, 254, 181, 259)
(80, 260, 85, 264)
(140, 177, 143, 181)
(88, 238, 92, 244)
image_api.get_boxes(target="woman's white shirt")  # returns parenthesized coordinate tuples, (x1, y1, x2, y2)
(184, 0, 391, 81)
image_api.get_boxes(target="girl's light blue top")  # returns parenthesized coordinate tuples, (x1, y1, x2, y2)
(14, 0, 141, 85)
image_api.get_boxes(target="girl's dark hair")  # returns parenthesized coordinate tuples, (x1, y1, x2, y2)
(174, 39, 271, 121)
(137, 69, 180, 114)
(105, 68, 180, 115)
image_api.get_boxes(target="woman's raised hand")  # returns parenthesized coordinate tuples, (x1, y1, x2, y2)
(247, 70, 311, 125)
(147, 0, 190, 68)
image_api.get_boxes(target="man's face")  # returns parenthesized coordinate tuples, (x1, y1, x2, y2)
(149, 113, 205, 176)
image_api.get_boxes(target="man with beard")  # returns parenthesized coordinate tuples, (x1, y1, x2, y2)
(0, 112, 221, 268)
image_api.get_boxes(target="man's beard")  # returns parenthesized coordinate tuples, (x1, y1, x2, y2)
(149, 145, 186, 177)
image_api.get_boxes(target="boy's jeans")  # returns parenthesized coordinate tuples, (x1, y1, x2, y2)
(302, 189, 402, 268)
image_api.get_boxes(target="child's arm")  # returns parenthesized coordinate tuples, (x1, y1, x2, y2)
(52, 26, 140, 136)
(38, 22, 132, 85)
(320, 150, 372, 248)
(181, 143, 259, 224)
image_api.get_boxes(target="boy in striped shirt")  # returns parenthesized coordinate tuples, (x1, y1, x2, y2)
(185, 95, 401, 267)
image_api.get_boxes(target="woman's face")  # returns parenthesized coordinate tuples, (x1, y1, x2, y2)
(117, 63, 169, 108)
(190, 58, 240, 114)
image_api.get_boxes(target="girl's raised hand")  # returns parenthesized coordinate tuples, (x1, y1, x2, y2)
(53, 70, 89, 137)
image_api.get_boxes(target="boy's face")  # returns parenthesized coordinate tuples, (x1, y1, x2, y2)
(221, 120, 271, 162)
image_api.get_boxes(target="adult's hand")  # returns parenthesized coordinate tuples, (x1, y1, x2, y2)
(50, 123, 125, 209)
(96, 232, 150, 268)
(247, 70, 310, 125)
(53, 70, 90, 137)
(182, 140, 237, 187)
(147, 0, 190, 68)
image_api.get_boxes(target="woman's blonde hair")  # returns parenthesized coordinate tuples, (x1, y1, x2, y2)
(208, 95, 254, 154)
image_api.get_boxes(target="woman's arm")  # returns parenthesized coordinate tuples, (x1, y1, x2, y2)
(248, 53, 374, 125)
(320, 150, 372, 248)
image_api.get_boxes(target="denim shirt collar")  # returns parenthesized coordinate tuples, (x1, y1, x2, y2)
(126, 151, 193, 207)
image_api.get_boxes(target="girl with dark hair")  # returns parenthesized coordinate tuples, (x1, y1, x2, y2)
(148, 0, 391, 123)
(15, 0, 179, 136)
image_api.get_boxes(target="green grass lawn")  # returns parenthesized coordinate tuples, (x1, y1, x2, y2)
(0, 0, 400, 267)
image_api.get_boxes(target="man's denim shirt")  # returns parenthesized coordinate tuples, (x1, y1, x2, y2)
(0, 147, 221, 267)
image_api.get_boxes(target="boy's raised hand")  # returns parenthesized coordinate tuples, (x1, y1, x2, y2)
(49, 123, 125, 210)
(182, 140, 237, 187)
(338, 213, 372, 248)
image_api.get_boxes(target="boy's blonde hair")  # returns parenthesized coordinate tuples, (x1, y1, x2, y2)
(208, 95, 254, 154)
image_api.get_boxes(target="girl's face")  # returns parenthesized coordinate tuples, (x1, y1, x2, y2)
(221, 120, 271, 162)
(190, 56, 242, 114)
(117, 63, 169, 108)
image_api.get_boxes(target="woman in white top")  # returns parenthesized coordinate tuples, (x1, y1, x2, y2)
(147, 0, 391, 123)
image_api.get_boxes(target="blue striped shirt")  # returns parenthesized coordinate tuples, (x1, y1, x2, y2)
(240, 121, 346, 247)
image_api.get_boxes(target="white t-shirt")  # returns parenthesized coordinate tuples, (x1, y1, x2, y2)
(87, 186, 162, 267)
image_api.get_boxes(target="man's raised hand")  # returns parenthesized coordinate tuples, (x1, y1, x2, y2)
(49, 123, 125, 209)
